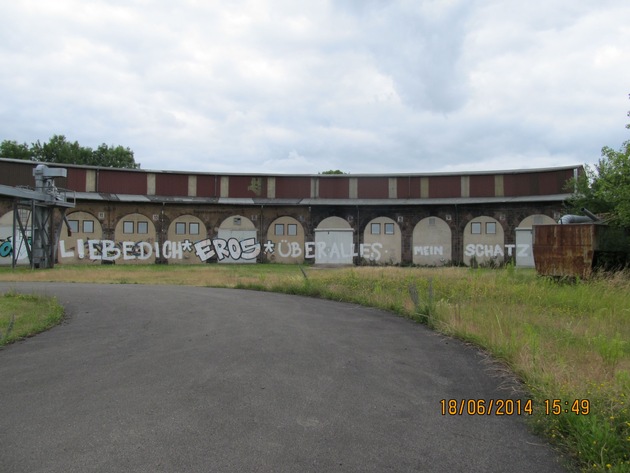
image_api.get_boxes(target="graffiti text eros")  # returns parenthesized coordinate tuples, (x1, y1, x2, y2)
(194, 237, 261, 262)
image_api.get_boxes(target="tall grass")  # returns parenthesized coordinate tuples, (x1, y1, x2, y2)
(1, 264, 629, 470)
(254, 266, 630, 472)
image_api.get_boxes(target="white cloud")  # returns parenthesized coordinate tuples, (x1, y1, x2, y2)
(1, 0, 629, 174)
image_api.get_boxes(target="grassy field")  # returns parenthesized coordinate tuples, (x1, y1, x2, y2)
(1, 264, 628, 472)
(0, 291, 64, 346)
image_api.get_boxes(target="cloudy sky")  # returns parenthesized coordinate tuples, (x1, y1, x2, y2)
(1, 0, 629, 174)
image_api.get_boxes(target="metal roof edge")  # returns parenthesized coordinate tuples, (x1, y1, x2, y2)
(0, 157, 584, 178)
(71, 193, 572, 206)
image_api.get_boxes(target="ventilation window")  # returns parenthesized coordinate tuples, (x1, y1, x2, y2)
(175, 222, 186, 235)
(123, 221, 134, 234)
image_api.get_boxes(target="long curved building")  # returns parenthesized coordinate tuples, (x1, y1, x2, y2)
(0, 158, 581, 267)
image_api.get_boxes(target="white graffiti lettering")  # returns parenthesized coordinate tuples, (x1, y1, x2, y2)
(57, 238, 391, 264)
(137, 242, 153, 260)
(123, 241, 136, 260)
(213, 239, 229, 260)
(413, 246, 444, 256)
(59, 240, 74, 258)
(517, 244, 529, 257)
(278, 240, 292, 258)
(59, 237, 262, 262)
(329, 243, 340, 259)
(277, 240, 303, 258)
(162, 241, 183, 259)
(239, 237, 261, 261)
(88, 240, 101, 260)
(299, 242, 383, 261)
(360, 243, 382, 261)
(228, 238, 242, 259)
(464, 243, 530, 258)
(191, 237, 261, 262)
(194, 239, 215, 262)
(102, 240, 121, 261)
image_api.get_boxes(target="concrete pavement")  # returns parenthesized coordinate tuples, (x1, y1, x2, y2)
(0, 283, 568, 472)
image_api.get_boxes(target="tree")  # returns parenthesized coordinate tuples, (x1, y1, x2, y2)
(0, 140, 32, 160)
(595, 139, 630, 226)
(31, 135, 92, 165)
(567, 97, 630, 227)
(320, 169, 345, 174)
(91, 143, 138, 169)
(0, 135, 140, 169)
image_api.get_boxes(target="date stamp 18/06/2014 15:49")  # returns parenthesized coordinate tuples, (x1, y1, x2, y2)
(440, 399, 591, 416)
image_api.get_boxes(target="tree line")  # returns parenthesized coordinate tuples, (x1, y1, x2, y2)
(567, 95, 630, 227)
(0, 135, 139, 169)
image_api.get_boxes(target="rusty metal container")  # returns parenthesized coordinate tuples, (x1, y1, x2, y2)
(533, 224, 629, 278)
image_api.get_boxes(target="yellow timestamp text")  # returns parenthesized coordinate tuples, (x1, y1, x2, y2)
(543, 399, 590, 415)
(440, 398, 591, 416)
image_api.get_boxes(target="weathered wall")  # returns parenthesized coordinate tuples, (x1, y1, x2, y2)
(0, 158, 572, 266)
(0, 197, 565, 266)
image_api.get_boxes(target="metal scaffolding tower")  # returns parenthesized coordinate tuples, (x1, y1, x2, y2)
(0, 164, 75, 268)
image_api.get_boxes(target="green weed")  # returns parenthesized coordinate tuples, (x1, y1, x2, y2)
(0, 292, 64, 346)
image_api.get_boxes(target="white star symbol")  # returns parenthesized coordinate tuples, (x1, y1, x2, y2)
(264, 240, 275, 254)
(181, 239, 193, 252)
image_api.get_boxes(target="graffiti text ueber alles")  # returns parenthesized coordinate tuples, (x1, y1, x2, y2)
(58, 238, 384, 262)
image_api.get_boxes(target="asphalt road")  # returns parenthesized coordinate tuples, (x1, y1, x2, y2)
(0, 283, 568, 472)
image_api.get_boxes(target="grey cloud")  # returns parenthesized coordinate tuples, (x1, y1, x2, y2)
(335, 0, 475, 113)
